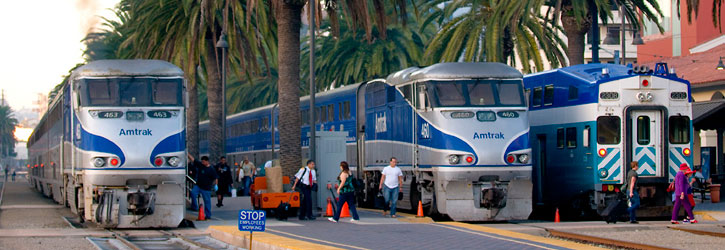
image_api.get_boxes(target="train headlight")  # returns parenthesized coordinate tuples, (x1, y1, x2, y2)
(154, 157, 164, 167)
(448, 155, 460, 164)
(599, 168, 608, 178)
(683, 148, 691, 156)
(92, 157, 106, 168)
(167, 156, 181, 167)
(518, 154, 529, 164)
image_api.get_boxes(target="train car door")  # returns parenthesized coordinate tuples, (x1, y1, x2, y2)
(533, 134, 546, 205)
(630, 110, 663, 177)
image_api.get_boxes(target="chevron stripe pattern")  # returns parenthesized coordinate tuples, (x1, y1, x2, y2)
(669, 147, 693, 181)
(598, 148, 622, 183)
(634, 147, 657, 176)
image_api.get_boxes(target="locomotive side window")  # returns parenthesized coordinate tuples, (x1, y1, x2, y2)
(152, 79, 181, 105)
(637, 116, 650, 145)
(669, 116, 691, 144)
(557, 128, 565, 148)
(495, 82, 524, 105)
(532, 87, 542, 107)
(85, 79, 119, 106)
(566, 127, 577, 148)
(597, 116, 621, 144)
(435, 83, 466, 106)
(544, 85, 554, 105)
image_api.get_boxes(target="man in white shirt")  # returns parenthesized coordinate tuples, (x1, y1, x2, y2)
(292, 160, 317, 220)
(379, 157, 403, 217)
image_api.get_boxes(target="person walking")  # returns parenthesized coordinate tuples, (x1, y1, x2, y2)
(672, 163, 697, 224)
(292, 160, 317, 220)
(379, 157, 403, 218)
(240, 157, 256, 196)
(189, 155, 218, 219)
(214, 156, 233, 207)
(328, 161, 360, 223)
(624, 161, 640, 224)
(11, 169, 15, 182)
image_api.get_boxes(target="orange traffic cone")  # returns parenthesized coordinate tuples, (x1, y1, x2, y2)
(416, 200, 424, 217)
(325, 198, 334, 217)
(340, 202, 351, 218)
(554, 208, 560, 223)
(198, 204, 206, 221)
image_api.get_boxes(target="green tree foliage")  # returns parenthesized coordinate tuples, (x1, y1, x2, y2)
(0, 105, 18, 158)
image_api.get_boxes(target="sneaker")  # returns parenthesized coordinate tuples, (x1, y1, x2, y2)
(671, 221, 680, 224)
(682, 219, 691, 224)
(691, 220, 699, 224)
(328, 218, 338, 223)
(350, 219, 359, 222)
(391, 215, 397, 218)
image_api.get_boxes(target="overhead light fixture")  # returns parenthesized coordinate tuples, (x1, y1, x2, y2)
(717, 57, 725, 70)
(632, 31, 644, 45)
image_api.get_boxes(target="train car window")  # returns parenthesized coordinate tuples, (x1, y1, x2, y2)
(84, 79, 119, 106)
(583, 126, 591, 147)
(251, 119, 259, 133)
(338, 103, 344, 121)
(495, 81, 524, 105)
(262, 117, 269, 132)
(669, 116, 691, 144)
(568, 86, 579, 101)
(566, 127, 577, 148)
(316, 107, 322, 123)
(468, 82, 495, 105)
(400, 85, 412, 103)
(597, 116, 621, 144)
(328, 104, 335, 121)
(344, 101, 351, 119)
(301, 109, 308, 125)
(637, 116, 650, 145)
(557, 128, 565, 148)
(321, 106, 328, 122)
(544, 85, 554, 105)
(435, 83, 466, 106)
(532, 87, 542, 107)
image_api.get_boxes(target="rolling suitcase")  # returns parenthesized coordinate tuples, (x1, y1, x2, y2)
(275, 192, 294, 221)
(601, 197, 628, 224)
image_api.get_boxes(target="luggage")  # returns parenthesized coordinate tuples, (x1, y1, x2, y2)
(275, 191, 294, 221)
(601, 197, 628, 224)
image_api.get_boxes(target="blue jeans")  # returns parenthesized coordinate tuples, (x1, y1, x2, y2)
(242, 176, 252, 196)
(627, 190, 640, 222)
(383, 186, 400, 216)
(333, 192, 360, 221)
(190, 185, 212, 218)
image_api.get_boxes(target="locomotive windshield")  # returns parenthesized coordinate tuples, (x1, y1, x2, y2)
(80, 78, 183, 107)
(425, 80, 524, 107)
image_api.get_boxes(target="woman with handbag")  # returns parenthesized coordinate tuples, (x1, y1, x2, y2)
(672, 163, 697, 224)
(328, 161, 360, 222)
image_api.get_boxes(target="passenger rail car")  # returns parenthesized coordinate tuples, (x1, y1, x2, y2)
(27, 60, 187, 228)
(201, 62, 532, 221)
(524, 63, 692, 217)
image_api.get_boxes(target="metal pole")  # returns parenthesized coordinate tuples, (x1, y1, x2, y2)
(621, 4, 626, 65)
(249, 231, 253, 250)
(590, 4, 600, 63)
(309, 1, 316, 162)
(222, 48, 227, 157)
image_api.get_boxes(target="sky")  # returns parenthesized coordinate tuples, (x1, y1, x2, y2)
(0, 0, 120, 111)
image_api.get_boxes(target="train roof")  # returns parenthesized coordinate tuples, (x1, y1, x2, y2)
(524, 63, 688, 86)
(386, 62, 522, 85)
(71, 60, 184, 78)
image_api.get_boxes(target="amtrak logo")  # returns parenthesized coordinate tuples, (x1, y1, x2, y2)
(473, 132, 505, 139)
(119, 129, 152, 136)
(375, 113, 387, 133)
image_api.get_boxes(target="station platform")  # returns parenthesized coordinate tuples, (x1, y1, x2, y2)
(187, 197, 601, 250)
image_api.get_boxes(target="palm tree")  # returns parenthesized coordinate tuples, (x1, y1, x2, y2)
(423, 0, 567, 72)
(551, 0, 664, 65)
(677, 0, 725, 31)
(0, 104, 18, 159)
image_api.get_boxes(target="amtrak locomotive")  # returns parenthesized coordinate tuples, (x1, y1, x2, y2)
(27, 60, 187, 228)
(524, 63, 692, 217)
(201, 62, 532, 221)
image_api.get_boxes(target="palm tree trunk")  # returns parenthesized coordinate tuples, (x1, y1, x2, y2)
(205, 41, 224, 162)
(276, 1, 304, 177)
(186, 77, 200, 159)
(561, 13, 591, 65)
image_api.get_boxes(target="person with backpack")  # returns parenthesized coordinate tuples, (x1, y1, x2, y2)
(672, 163, 697, 224)
(328, 161, 360, 223)
(623, 161, 640, 224)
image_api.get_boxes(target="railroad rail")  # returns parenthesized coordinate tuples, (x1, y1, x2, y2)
(547, 229, 676, 250)
(667, 226, 725, 238)
(88, 229, 242, 250)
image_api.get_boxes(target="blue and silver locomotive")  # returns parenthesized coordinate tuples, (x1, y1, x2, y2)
(27, 60, 187, 228)
(524, 63, 693, 217)
(201, 62, 532, 221)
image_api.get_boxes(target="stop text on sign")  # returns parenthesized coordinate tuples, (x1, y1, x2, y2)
(238, 210, 266, 232)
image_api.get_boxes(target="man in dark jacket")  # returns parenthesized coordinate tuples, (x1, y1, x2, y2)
(188, 155, 218, 219)
(215, 156, 233, 207)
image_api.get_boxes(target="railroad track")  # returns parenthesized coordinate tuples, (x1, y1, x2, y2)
(88, 229, 242, 250)
(547, 229, 676, 250)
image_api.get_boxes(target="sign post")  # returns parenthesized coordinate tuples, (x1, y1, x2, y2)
(238, 210, 266, 250)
